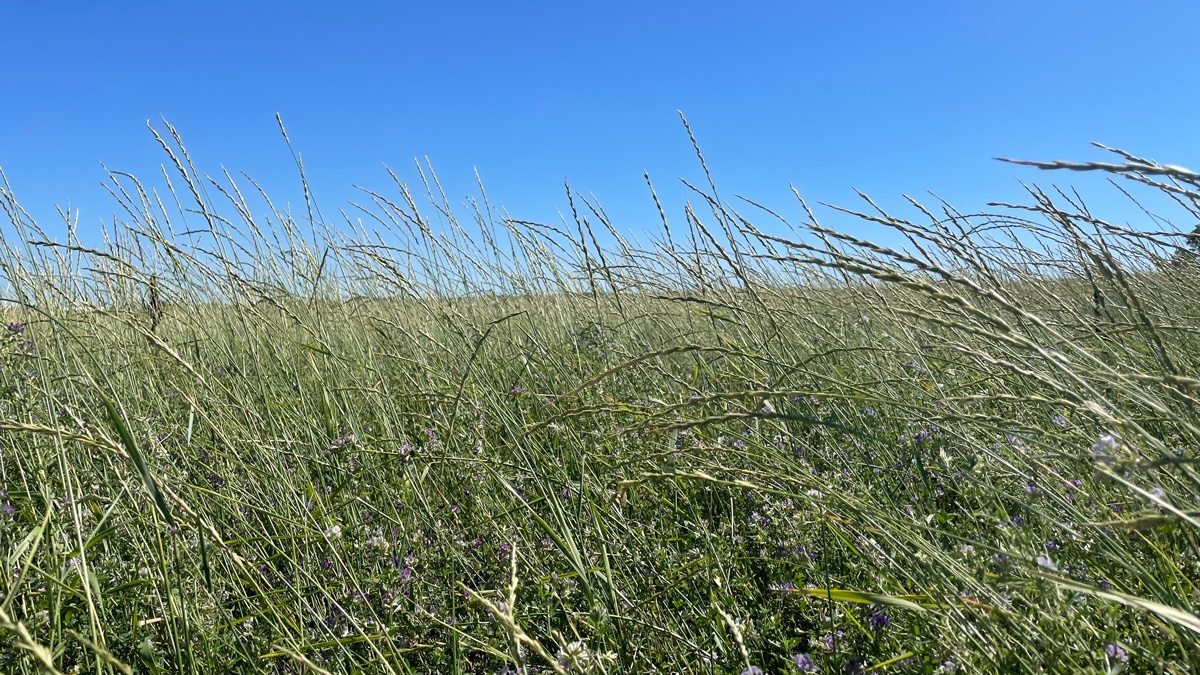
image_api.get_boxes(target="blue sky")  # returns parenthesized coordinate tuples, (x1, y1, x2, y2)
(1, 1, 1197, 247)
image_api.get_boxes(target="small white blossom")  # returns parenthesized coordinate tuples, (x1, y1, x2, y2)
(1091, 434, 1119, 456)
(1036, 555, 1058, 572)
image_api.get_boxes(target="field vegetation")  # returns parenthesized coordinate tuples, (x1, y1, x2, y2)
(0, 122, 1199, 673)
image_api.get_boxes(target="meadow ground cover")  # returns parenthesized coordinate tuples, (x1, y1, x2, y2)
(0, 125, 1199, 673)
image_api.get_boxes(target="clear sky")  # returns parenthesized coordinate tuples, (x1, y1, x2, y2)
(1, 1, 1197, 247)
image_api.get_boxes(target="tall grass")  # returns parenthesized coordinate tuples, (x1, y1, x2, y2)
(0, 118, 1198, 673)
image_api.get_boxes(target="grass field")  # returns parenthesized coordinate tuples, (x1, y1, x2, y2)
(1, 129, 1199, 673)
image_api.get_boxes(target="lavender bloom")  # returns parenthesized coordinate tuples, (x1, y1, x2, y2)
(1105, 644, 1128, 663)
(868, 611, 891, 631)
(818, 631, 844, 651)
(792, 652, 819, 672)
(741, 668, 764, 675)
(7, 322, 24, 335)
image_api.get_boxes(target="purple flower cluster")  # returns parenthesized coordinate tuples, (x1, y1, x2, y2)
(1105, 643, 1128, 664)
(868, 611, 891, 631)
(323, 433, 357, 456)
(792, 653, 818, 672)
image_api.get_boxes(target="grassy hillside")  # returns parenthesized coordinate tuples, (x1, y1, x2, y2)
(0, 134, 1198, 673)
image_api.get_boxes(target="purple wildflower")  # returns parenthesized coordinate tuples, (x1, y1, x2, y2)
(7, 322, 24, 335)
(792, 652, 818, 672)
(818, 631, 844, 651)
(1105, 643, 1128, 663)
(868, 611, 891, 631)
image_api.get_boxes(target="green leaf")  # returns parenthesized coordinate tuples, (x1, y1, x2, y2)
(103, 398, 174, 528)
(1042, 574, 1200, 636)
(198, 515, 212, 594)
(785, 587, 927, 613)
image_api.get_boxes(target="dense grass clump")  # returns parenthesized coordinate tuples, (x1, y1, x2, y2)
(0, 123, 1199, 673)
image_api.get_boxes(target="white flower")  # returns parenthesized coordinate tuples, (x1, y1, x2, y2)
(324, 524, 343, 540)
(1036, 555, 1058, 572)
(1091, 434, 1119, 456)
